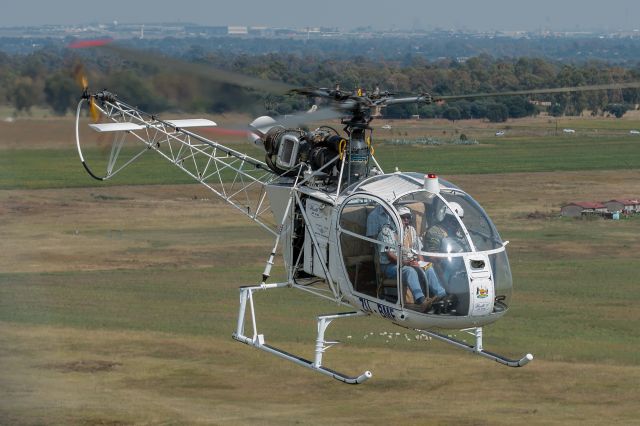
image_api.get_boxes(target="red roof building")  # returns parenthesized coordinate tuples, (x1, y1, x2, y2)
(561, 202, 608, 217)
(604, 199, 640, 214)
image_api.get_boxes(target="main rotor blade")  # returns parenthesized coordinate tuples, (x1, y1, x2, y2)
(202, 107, 344, 141)
(277, 107, 343, 128)
(70, 39, 295, 94)
(435, 82, 640, 102)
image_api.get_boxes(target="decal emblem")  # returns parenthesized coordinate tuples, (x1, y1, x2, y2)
(476, 287, 489, 298)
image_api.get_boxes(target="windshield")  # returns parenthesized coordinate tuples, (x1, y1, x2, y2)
(392, 189, 512, 313)
(439, 190, 504, 251)
(337, 188, 513, 315)
(393, 189, 504, 255)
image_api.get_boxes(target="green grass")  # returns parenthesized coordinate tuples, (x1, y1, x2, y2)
(375, 135, 640, 174)
(2, 133, 640, 189)
(0, 268, 246, 336)
(500, 257, 639, 364)
(1, 249, 638, 366)
(494, 118, 640, 132)
(0, 148, 198, 189)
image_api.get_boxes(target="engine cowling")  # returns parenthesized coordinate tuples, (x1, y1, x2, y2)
(250, 116, 342, 176)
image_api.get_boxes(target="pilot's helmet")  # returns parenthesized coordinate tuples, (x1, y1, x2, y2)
(436, 201, 464, 222)
(397, 206, 412, 218)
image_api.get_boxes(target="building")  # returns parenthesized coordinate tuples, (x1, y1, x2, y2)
(560, 202, 608, 217)
(603, 199, 640, 214)
(227, 26, 248, 35)
(529, 100, 552, 107)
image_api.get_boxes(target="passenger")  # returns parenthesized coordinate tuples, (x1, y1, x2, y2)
(378, 206, 449, 312)
(366, 204, 391, 238)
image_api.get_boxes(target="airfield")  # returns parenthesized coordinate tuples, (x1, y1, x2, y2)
(1, 112, 639, 424)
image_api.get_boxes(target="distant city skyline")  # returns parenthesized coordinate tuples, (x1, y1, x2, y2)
(3, 0, 640, 32)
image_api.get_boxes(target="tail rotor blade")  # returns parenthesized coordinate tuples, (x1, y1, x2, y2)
(73, 63, 88, 91)
(89, 97, 100, 122)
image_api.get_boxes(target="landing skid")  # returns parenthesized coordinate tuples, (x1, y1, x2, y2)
(420, 327, 533, 367)
(232, 283, 372, 385)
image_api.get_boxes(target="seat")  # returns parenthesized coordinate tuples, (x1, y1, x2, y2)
(375, 254, 396, 300)
(374, 252, 420, 304)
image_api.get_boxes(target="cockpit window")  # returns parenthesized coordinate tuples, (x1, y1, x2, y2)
(339, 188, 512, 315)
(440, 191, 503, 251)
(392, 191, 472, 254)
(393, 189, 512, 314)
(339, 196, 447, 312)
(392, 189, 504, 254)
(339, 197, 399, 303)
(424, 196, 473, 254)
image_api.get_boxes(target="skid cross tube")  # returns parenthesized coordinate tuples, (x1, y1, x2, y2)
(232, 283, 372, 384)
(419, 327, 533, 367)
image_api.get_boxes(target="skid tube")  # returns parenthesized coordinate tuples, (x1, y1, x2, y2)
(232, 282, 372, 384)
(420, 327, 533, 367)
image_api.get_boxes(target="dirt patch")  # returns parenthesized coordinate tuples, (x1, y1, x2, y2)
(75, 419, 132, 426)
(0, 185, 274, 273)
(91, 193, 131, 201)
(2, 172, 638, 274)
(45, 359, 122, 373)
(520, 210, 557, 220)
(448, 169, 640, 217)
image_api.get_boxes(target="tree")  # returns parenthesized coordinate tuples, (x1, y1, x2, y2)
(385, 104, 414, 119)
(10, 77, 39, 113)
(443, 106, 461, 123)
(605, 103, 630, 118)
(550, 103, 564, 117)
(485, 103, 509, 123)
(105, 71, 167, 112)
(418, 105, 437, 119)
(470, 101, 488, 119)
(453, 100, 472, 119)
(44, 73, 77, 115)
(502, 96, 536, 118)
(555, 65, 587, 115)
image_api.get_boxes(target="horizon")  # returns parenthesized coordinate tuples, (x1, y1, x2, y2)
(2, 21, 639, 33)
(3, 0, 640, 33)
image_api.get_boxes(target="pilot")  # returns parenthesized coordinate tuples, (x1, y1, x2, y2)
(425, 201, 469, 253)
(378, 207, 448, 312)
(424, 201, 467, 313)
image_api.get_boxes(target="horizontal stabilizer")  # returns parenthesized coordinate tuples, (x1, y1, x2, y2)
(165, 119, 217, 128)
(89, 123, 145, 132)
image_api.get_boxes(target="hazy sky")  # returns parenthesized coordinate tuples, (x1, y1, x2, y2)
(3, 0, 640, 32)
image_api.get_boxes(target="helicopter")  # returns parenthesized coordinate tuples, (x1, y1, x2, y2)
(72, 45, 640, 384)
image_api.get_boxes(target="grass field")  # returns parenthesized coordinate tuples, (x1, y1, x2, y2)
(1, 114, 640, 424)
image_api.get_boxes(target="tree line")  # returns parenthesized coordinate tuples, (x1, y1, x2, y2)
(1, 47, 639, 121)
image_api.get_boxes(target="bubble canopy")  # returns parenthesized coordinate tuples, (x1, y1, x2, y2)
(338, 173, 512, 316)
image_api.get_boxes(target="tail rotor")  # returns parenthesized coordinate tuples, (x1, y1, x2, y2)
(73, 63, 100, 122)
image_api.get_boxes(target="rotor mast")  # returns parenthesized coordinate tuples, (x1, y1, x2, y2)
(294, 86, 437, 187)
(340, 90, 374, 187)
